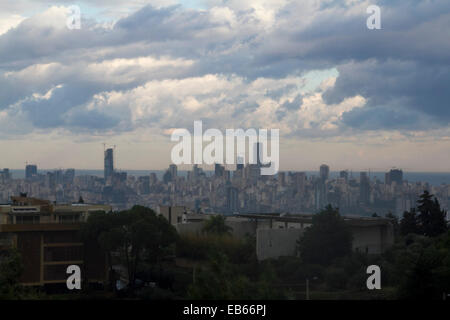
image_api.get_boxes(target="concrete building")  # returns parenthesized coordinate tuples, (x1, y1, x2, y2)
(157, 205, 189, 225)
(0, 196, 111, 287)
(240, 213, 395, 260)
(163, 209, 395, 261)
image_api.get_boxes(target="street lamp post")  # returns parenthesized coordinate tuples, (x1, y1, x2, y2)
(306, 276, 318, 300)
(306, 278, 310, 300)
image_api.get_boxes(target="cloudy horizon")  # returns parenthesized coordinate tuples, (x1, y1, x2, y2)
(1, 0, 449, 172)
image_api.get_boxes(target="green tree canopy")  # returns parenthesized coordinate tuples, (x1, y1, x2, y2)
(202, 215, 233, 236)
(187, 252, 284, 299)
(400, 191, 448, 237)
(297, 205, 353, 266)
(81, 206, 179, 289)
(400, 208, 419, 236)
(0, 249, 24, 299)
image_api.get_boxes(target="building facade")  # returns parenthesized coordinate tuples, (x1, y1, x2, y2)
(0, 196, 111, 287)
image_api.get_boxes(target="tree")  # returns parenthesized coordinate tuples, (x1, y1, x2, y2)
(0, 249, 24, 299)
(81, 206, 179, 291)
(187, 252, 284, 299)
(400, 208, 419, 236)
(400, 191, 448, 237)
(395, 232, 450, 299)
(297, 205, 353, 266)
(202, 215, 233, 236)
(417, 191, 447, 237)
(80, 210, 119, 290)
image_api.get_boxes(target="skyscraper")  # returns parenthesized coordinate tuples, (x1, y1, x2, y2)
(226, 186, 239, 213)
(320, 164, 329, 182)
(104, 148, 114, 181)
(169, 164, 178, 179)
(25, 164, 37, 180)
(215, 163, 224, 177)
(339, 170, 348, 182)
(385, 169, 403, 185)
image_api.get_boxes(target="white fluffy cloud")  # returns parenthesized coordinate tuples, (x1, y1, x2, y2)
(0, 0, 449, 170)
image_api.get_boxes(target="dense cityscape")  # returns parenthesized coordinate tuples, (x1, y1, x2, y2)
(0, 147, 448, 218)
(1, 0, 450, 308)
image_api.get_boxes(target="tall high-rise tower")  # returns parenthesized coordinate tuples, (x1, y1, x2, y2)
(25, 164, 37, 180)
(104, 148, 114, 181)
(385, 169, 403, 185)
(319, 164, 330, 182)
(169, 164, 178, 180)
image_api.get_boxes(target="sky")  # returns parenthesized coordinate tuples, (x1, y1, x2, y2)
(0, 0, 449, 172)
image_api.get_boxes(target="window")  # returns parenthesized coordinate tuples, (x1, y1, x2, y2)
(58, 214, 80, 224)
(16, 215, 40, 224)
(44, 246, 83, 262)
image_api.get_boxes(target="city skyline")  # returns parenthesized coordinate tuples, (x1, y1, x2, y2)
(1, 141, 450, 173)
(1, 1, 450, 172)
(1, 0, 449, 304)
(2, 149, 448, 218)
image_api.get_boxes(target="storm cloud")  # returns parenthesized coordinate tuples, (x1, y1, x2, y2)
(0, 0, 449, 141)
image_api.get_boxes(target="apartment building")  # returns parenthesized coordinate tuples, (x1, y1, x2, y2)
(0, 195, 111, 287)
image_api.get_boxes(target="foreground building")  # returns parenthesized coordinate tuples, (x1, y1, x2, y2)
(0, 195, 111, 287)
(160, 207, 395, 261)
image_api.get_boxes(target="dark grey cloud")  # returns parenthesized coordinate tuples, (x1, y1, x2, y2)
(0, 0, 449, 137)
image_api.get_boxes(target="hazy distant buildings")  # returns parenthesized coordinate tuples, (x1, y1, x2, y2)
(277, 172, 286, 187)
(340, 170, 348, 182)
(1, 146, 445, 218)
(163, 170, 172, 184)
(293, 172, 306, 194)
(149, 172, 158, 185)
(138, 176, 150, 195)
(215, 163, 225, 177)
(64, 169, 75, 184)
(0, 169, 11, 183)
(359, 172, 370, 205)
(226, 186, 239, 213)
(246, 164, 261, 183)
